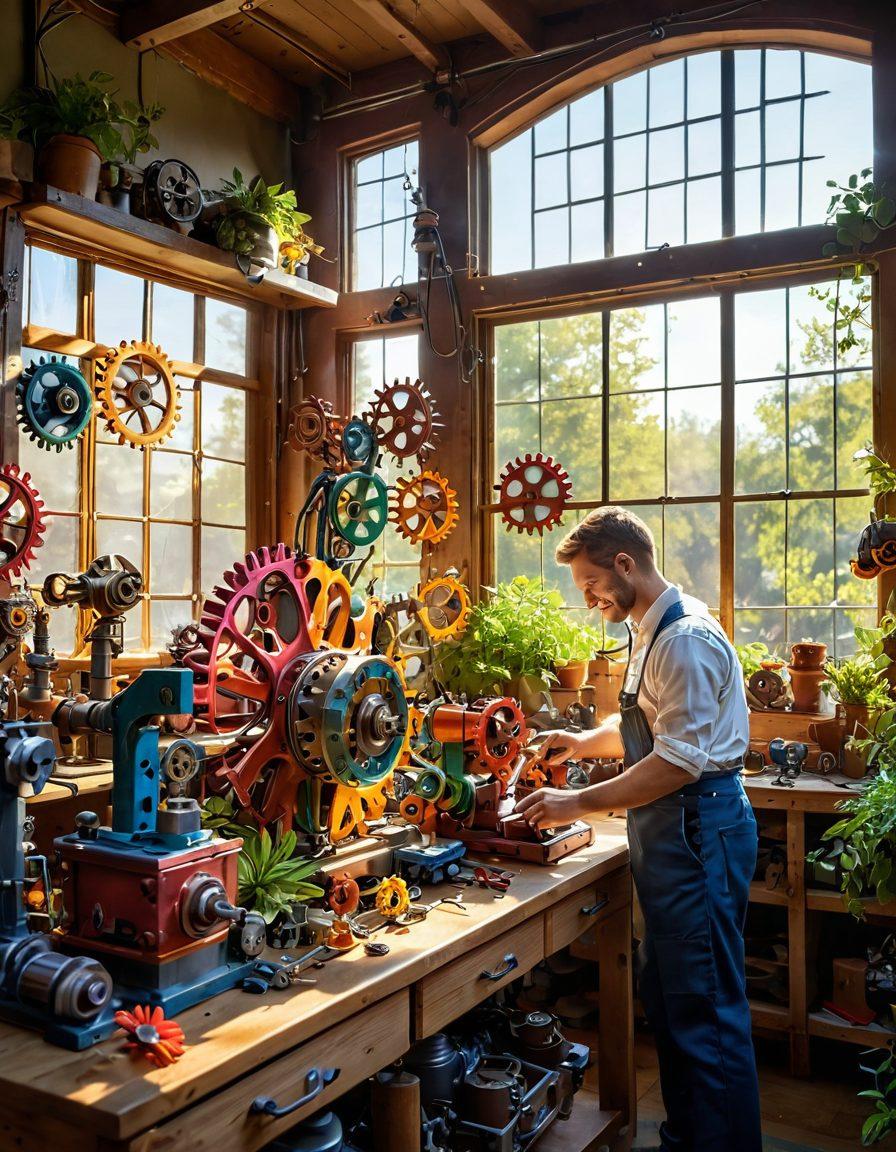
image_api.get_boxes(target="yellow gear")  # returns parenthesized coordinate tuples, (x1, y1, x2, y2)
(94, 340, 180, 448)
(417, 574, 470, 642)
(390, 470, 459, 546)
(375, 875, 411, 920)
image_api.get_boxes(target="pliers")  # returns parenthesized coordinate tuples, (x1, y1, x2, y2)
(472, 866, 513, 892)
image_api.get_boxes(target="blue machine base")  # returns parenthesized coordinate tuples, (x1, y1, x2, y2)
(0, 954, 257, 1050)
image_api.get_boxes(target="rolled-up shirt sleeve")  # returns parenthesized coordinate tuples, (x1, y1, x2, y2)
(646, 632, 728, 777)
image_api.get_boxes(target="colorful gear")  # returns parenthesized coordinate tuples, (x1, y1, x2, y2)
(327, 778, 392, 843)
(114, 1004, 186, 1067)
(416, 574, 470, 642)
(94, 339, 180, 448)
(0, 592, 36, 638)
(287, 396, 342, 467)
(329, 472, 389, 549)
(497, 453, 572, 535)
(375, 875, 410, 920)
(399, 793, 438, 833)
(391, 470, 459, 546)
(367, 377, 439, 463)
(17, 356, 92, 451)
(0, 464, 46, 580)
(871, 540, 896, 570)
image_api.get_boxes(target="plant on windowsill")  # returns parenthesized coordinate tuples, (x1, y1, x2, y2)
(822, 651, 893, 778)
(810, 169, 895, 357)
(0, 71, 155, 200)
(552, 614, 606, 690)
(212, 168, 313, 281)
(99, 101, 164, 213)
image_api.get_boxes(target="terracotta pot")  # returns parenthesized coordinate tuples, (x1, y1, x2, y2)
(787, 665, 826, 713)
(587, 655, 625, 718)
(842, 702, 872, 779)
(808, 710, 845, 761)
(790, 642, 827, 670)
(554, 660, 588, 690)
(37, 134, 101, 198)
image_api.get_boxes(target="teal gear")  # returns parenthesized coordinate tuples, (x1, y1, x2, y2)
(17, 356, 92, 451)
(328, 471, 388, 549)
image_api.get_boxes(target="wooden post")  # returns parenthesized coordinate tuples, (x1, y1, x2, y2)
(786, 808, 810, 1077)
(596, 874, 636, 1135)
(0, 208, 25, 465)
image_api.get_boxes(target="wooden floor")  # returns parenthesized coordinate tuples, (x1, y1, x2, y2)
(613, 1032, 896, 1151)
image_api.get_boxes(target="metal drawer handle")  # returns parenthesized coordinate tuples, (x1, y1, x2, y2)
(581, 894, 610, 917)
(480, 952, 518, 981)
(250, 1067, 340, 1118)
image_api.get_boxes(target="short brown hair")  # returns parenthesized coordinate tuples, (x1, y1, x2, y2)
(555, 507, 655, 569)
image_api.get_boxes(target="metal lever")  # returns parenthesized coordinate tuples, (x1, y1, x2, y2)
(581, 895, 610, 917)
(249, 1067, 340, 1117)
(479, 953, 518, 981)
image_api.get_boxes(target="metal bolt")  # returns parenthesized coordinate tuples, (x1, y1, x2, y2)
(159, 686, 174, 706)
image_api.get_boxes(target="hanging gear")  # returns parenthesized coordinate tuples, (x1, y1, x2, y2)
(416, 573, 470, 642)
(497, 453, 572, 536)
(391, 470, 459, 546)
(94, 340, 180, 448)
(367, 377, 439, 463)
(0, 464, 46, 580)
(17, 356, 92, 451)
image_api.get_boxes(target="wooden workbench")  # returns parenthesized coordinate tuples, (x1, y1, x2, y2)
(743, 769, 896, 1075)
(0, 822, 633, 1152)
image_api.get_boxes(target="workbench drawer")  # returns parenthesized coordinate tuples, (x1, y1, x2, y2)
(415, 918, 545, 1038)
(544, 868, 630, 956)
(131, 991, 409, 1152)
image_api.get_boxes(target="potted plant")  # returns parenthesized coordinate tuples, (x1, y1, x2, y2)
(99, 101, 163, 213)
(822, 652, 893, 777)
(237, 827, 324, 929)
(0, 71, 151, 199)
(280, 225, 326, 279)
(213, 168, 311, 279)
(551, 615, 605, 690)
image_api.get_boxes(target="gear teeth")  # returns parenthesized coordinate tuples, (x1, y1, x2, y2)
(196, 626, 216, 651)
(211, 584, 236, 604)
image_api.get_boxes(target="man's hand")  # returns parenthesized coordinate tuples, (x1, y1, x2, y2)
(529, 728, 592, 767)
(514, 786, 584, 831)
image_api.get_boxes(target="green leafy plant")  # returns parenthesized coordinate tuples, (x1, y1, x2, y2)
(854, 443, 896, 501)
(859, 1047, 896, 1145)
(822, 651, 893, 709)
(436, 576, 601, 697)
(0, 71, 160, 163)
(856, 614, 896, 661)
(237, 828, 324, 924)
(810, 170, 895, 356)
(200, 793, 260, 843)
(735, 641, 775, 678)
(215, 168, 311, 255)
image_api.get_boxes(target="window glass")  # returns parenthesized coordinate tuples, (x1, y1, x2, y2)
(352, 139, 419, 290)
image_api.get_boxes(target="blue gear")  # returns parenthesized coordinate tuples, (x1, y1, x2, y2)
(17, 357, 92, 452)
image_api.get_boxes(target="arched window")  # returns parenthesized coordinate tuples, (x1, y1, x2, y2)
(489, 49, 872, 273)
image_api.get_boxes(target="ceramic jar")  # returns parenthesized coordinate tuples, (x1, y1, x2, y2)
(787, 642, 827, 713)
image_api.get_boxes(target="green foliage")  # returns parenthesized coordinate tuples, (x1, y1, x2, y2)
(859, 1048, 896, 1145)
(0, 71, 163, 163)
(822, 651, 892, 708)
(436, 575, 603, 697)
(734, 641, 774, 678)
(200, 793, 260, 843)
(236, 828, 324, 924)
(216, 168, 311, 253)
(810, 169, 895, 357)
(810, 749, 896, 918)
(854, 443, 896, 500)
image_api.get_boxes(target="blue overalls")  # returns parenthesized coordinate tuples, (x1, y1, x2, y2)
(620, 600, 762, 1151)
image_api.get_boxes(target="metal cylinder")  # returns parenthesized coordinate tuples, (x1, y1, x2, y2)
(4, 935, 112, 1021)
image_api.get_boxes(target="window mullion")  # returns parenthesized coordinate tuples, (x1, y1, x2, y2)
(720, 291, 735, 636)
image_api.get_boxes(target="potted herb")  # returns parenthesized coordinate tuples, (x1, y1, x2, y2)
(822, 652, 893, 778)
(0, 71, 150, 199)
(237, 827, 324, 927)
(735, 641, 775, 680)
(552, 614, 605, 690)
(99, 101, 164, 213)
(214, 168, 311, 278)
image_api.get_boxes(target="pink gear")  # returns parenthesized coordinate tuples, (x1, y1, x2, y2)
(0, 463, 46, 580)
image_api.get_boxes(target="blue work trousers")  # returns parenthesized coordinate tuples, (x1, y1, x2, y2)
(627, 771, 762, 1152)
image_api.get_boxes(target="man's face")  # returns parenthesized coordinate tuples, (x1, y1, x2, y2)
(569, 552, 637, 623)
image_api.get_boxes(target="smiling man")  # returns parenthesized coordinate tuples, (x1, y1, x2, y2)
(515, 507, 761, 1152)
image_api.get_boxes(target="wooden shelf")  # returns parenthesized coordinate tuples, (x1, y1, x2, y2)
(750, 881, 790, 907)
(537, 1092, 624, 1152)
(806, 888, 896, 917)
(748, 999, 790, 1030)
(808, 1011, 896, 1047)
(18, 184, 339, 311)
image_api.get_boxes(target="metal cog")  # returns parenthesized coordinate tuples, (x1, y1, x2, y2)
(287, 396, 343, 467)
(416, 574, 471, 642)
(94, 339, 180, 449)
(328, 472, 389, 549)
(391, 470, 459, 546)
(367, 377, 440, 463)
(0, 464, 46, 580)
(497, 452, 572, 535)
(468, 697, 528, 777)
(17, 356, 92, 451)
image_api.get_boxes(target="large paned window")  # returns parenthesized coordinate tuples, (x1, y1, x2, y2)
(489, 49, 871, 272)
(18, 244, 253, 656)
(490, 279, 874, 656)
(350, 331, 422, 597)
(350, 139, 419, 291)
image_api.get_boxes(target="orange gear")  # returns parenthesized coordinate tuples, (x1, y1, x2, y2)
(327, 777, 391, 842)
(94, 340, 180, 448)
(416, 574, 470, 641)
(399, 793, 438, 833)
(391, 470, 459, 546)
(114, 1004, 186, 1066)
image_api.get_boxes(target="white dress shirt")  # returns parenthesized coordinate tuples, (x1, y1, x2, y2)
(626, 585, 750, 777)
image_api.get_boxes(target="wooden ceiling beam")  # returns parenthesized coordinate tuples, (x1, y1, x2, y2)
(240, 10, 352, 88)
(347, 1, 451, 74)
(121, 1, 250, 50)
(456, 0, 541, 57)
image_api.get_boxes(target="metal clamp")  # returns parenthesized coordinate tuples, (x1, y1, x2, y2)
(479, 953, 518, 981)
(250, 1067, 340, 1118)
(581, 895, 610, 917)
